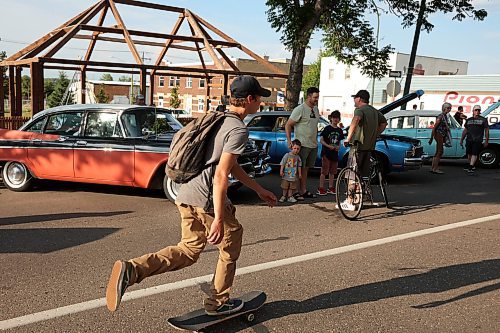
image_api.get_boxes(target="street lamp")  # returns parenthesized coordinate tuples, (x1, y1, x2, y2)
(371, 0, 380, 105)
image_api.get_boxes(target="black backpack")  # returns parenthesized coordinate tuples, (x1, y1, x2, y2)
(166, 111, 241, 183)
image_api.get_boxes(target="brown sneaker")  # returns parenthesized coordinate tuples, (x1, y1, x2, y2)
(106, 260, 134, 312)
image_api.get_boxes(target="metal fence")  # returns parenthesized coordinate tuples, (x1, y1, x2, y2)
(0, 117, 31, 130)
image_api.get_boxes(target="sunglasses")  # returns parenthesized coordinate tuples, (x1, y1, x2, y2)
(473, 109, 481, 111)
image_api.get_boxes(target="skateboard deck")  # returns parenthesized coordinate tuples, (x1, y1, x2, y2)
(167, 291, 266, 332)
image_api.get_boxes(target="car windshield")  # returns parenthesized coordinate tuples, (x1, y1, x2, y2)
(121, 108, 182, 137)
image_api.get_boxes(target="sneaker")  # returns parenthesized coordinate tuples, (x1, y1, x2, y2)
(463, 166, 470, 171)
(287, 196, 297, 203)
(327, 187, 336, 195)
(205, 298, 244, 316)
(279, 196, 286, 203)
(317, 188, 327, 196)
(339, 200, 356, 211)
(106, 260, 134, 312)
(467, 167, 475, 174)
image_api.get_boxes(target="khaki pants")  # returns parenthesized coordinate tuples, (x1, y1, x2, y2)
(127, 202, 243, 311)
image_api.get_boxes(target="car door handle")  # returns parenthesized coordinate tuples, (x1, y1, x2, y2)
(277, 139, 285, 142)
(32, 139, 42, 143)
(76, 140, 87, 146)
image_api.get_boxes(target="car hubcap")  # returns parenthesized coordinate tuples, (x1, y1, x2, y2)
(6, 162, 27, 186)
(480, 151, 495, 165)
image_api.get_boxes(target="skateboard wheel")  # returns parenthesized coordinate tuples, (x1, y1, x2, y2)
(246, 313, 255, 322)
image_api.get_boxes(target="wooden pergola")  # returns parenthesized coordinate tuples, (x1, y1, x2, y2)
(0, 0, 287, 116)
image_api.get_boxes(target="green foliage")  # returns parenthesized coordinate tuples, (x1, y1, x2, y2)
(95, 85, 109, 103)
(170, 85, 181, 109)
(100, 73, 114, 81)
(47, 71, 73, 108)
(1, 51, 7, 100)
(21, 75, 31, 99)
(118, 75, 132, 82)
(44, 78, 56, 98)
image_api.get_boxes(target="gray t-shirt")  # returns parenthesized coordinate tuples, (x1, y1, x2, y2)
(289, 103, 320, 148)
(175, 116, 248, 210)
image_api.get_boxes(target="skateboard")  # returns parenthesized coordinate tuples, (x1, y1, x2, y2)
(167, 291, 266, 332)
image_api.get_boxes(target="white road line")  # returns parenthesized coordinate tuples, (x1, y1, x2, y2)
(1, 213, 499, 331)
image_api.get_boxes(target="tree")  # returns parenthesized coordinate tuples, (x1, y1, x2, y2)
(21, 75, 31, 99)
(170, 85, 181, 109)
(1, 51, 7, 101)
(118, 75, 132, 82)
(95, 85, 109, 103)
(100, 73, 114, 81)
(266, 0, 392, 110)
(385, 0, 487, 109)
(47, 71, 73, 108)
(301, 50, 331, 95)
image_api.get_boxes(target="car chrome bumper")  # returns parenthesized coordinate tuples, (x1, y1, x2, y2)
(403, 156, 424, 169)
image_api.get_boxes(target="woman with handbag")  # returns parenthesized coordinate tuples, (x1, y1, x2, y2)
(428, 102, 452, 174)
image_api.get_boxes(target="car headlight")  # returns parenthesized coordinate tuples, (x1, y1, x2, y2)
(405, 147, 416, 157)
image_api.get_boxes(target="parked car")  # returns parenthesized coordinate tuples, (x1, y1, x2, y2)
(384, 109, 500, 167)
(244, 112, 424, 176)
(0, 104, 271, 201)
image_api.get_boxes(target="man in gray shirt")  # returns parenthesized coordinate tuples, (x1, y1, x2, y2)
(285, 87, 320, 199)
(106, 76, 277, 316)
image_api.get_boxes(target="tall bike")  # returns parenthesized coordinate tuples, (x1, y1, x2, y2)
(336, 144, 389, 220)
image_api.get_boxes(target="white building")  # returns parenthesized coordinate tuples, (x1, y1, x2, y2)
(319, 52, 470, 124)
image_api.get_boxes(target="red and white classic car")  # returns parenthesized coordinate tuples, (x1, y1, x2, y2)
(0, 104, 271, 201)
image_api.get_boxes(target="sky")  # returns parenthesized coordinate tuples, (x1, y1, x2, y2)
(1, 0, 499, 79)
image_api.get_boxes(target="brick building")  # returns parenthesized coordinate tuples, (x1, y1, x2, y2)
(70, 80, 150, 104)
(154, 57, 302, 116)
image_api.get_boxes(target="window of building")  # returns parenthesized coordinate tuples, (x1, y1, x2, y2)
(186, 77, 192, 88)
(169, 76, 180, 87)
(199, 79, 205, 88)
(328, 69, 334, 80)
(198, 98, 205, 111)
(159, 76, 165, 87)
(345, 67, 351, 80)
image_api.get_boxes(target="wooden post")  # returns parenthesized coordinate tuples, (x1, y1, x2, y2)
(140, 67, 147, 100)
(149, 73, 155, 106)
(8, 66, 16, 116)
(205, 77, 211, 113)
(14, 67, 22, 116)
(80, 70, 86, 104)
(30, 62, 44, 115)
(223, 73, 229, 96)
(0, 66, 4, 115)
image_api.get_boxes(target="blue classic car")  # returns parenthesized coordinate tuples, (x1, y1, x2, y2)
(384, 108, 500, 167)
(244, 111, 424, 176)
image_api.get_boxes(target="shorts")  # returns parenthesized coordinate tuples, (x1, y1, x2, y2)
(298, 146, 318, 168)
(281, 179, 297, 190)
(466, 140, 483, 156)
(321, 156, 338, 176)
(347, 148, 372, 178)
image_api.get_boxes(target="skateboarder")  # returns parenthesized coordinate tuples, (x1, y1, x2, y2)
(105, 75, 277, 315)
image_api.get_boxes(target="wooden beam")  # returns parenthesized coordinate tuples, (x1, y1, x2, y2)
(82, 4, 109, 70)
(151, 14, 184, 76)
(185, 10, 224, 70)
(8, 67, 15, 115)
(44, 65, 141, 75)
(188, 23, 208, 73)
(194, 13, 286, 75)
(113, 0, 184, 13)
(197, 21, 239, 72)
(5, 2, 101, 61)
(74, 34, 199, 51)
(140, 68, 147, 98)
(108, 0, 143, 65)
(40, 57, 289, 78)
(223, 73, 229, 96)
(44, 1, 105, 58)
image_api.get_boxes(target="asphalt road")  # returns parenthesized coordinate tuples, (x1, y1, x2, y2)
(0, 161, 499, 332)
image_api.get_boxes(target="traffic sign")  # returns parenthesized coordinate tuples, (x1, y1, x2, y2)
(388, 70, 402, 78)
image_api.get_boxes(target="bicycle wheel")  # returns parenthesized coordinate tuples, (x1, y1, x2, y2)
(336, 167, 363, 220)
(378, 170, 389, 207)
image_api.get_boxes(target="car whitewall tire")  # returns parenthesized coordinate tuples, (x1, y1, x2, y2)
(2, 161, 33, 191)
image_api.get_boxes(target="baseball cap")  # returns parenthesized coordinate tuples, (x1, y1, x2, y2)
(230, 75, 271, 98)
(351, 90, 370, 102)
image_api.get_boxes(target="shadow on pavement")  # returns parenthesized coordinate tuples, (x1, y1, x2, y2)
(0, 227, 120, 253)
(206, 259, 500, 332)
(0, 210, 133, 226)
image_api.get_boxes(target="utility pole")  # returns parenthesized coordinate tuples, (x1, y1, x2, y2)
(401, 0, 426, 110)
